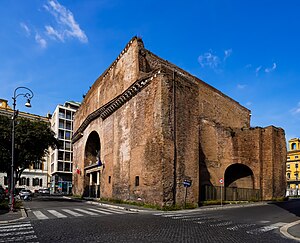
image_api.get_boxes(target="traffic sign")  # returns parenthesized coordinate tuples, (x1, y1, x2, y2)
(183, 180, 192, 187)
(219, 178, 223, 184)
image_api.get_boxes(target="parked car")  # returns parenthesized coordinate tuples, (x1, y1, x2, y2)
(38, 188, 50, 195)
(19, 189, 33, 199)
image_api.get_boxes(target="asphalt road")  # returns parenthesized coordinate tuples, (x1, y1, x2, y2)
(4, 197, 300, 242)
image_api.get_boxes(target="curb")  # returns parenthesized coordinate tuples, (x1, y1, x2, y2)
(0, 208, 27, 224)
(280, 220, 300, 242)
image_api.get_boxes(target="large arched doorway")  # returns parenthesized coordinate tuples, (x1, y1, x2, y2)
(224, 163, 260, 201)
(83, 131, 102, 198)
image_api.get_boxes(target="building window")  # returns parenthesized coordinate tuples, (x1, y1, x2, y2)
(65, 142, 71, 150)
(59, 119, 64, 129)
(292, 143, 297, 150)
(65, 162, 71, 172)
(20, 177, 26, 186)
(296, 163, 299, 169)
(287, 173, 290, 179)
(32, 178, 39, 186)
(66, 110, 71, 120)
(59, 130, 64, 139)
(58, 162, 64, 171)
(58, 151, 64, 160)
(33, 161, 42, 170)
(39, 179, 43, 187)
(26, 178, 30, 186)
(66, 121, 71, 130)
(59, 108, 65, 118)
(287, 157, 290, 160)
(287, 164, 290, 169)
(108, 176, 111, 184)
(65, 152, 71, 161)
(296, 156, 299, 159)
(135, 176, 139, 186)
(65, 131, 71, 140)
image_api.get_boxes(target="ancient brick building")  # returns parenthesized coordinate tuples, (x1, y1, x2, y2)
(72, 37, 286, 207)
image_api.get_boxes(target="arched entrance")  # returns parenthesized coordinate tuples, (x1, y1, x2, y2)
(224, 163, 260, 201)
(83, 131, 102, 198)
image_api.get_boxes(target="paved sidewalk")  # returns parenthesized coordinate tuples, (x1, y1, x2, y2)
(0, 208, 26, 224)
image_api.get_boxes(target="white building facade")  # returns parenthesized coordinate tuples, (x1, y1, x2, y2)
(0, 98, 49, 193)
(49, 101, 80, 194)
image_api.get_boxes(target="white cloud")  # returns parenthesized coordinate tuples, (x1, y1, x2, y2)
(20, 22, 31, 36)
(255, 66, 262, 76)
(265, 62, 277, 73)
(35, 33, 47, 48)
(291, 102, 300, 115)
(44, 0, 88, 43)
(237, 84, 246, 89)
(224, 49, 232, 60)
(198, 51, 220, 68)
(45, 25, 64, 42)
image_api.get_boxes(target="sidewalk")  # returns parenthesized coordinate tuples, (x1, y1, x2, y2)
(0, 207, 26, 224)
(0, 201, 299, 242)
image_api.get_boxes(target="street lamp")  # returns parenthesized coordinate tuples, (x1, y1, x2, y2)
(9, 87, 34, 211)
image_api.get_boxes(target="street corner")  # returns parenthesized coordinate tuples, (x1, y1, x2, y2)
(280, 219, 300, 242)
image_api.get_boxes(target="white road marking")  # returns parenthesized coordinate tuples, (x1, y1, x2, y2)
(47, 210, 67, 218)
(73, 208, 98, 215)
(61, 209, 84, 217)
(33, 211, 48, 220)
(247, 222, 285, 235)
(86, 208, 112, 215)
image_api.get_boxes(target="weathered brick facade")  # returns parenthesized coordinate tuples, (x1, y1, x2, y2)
(72, 37, 286, 207)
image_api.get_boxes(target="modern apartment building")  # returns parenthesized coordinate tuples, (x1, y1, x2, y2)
(49, 101, 80, 194)
(0, 98, 49, 192)
(286, 138, 300, 196)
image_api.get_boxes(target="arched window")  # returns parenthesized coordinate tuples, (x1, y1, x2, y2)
(292, 143, 297, 150)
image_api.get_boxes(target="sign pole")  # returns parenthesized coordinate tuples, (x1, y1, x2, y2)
(219, 178, 224, 207)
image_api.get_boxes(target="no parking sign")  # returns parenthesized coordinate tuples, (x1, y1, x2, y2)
(219, 178, 224, 184)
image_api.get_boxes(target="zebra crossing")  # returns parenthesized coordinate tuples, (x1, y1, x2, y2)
(154, 211, 285, 236)
(0, 221, 38, 242)
(28, 206, 136, 220)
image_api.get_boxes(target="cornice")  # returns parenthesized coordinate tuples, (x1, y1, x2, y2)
(72, 69, 161, 143)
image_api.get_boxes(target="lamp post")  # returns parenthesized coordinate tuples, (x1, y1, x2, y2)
(9, 87, 34, 211)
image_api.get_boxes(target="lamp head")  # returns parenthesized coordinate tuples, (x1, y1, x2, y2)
(25, 99, 31, 108)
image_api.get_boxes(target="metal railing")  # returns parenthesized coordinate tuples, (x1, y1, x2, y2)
(201, 185, 261, 201)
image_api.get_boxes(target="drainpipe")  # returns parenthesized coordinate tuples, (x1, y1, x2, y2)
(172, 70, 177, 205)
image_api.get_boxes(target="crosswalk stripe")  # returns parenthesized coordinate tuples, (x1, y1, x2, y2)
(0, 225, 33, 233)
(61, 209, 83, 217)
(0, 234, 38, 242)
(73, 208, 98, 215)
(94, 207, 127, 215)
(0, 230, 35, 237)
(48, 210, 67, 218)
(33, 210, 48, 220)
(0, 223, 31, 230)
(86, 208, 112, 215)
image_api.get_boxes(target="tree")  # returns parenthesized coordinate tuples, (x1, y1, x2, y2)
(0, 114, 59, 186)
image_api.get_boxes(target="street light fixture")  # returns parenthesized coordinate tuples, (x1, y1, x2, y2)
(9, 87, 34, 211)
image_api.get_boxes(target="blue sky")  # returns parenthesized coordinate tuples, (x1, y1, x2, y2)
(1, 0, 300, 141)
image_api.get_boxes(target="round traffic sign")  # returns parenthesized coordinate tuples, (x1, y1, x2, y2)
(219, 178, 223, 184)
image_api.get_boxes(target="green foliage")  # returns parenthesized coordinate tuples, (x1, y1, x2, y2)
(0, 115, 59, 182)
